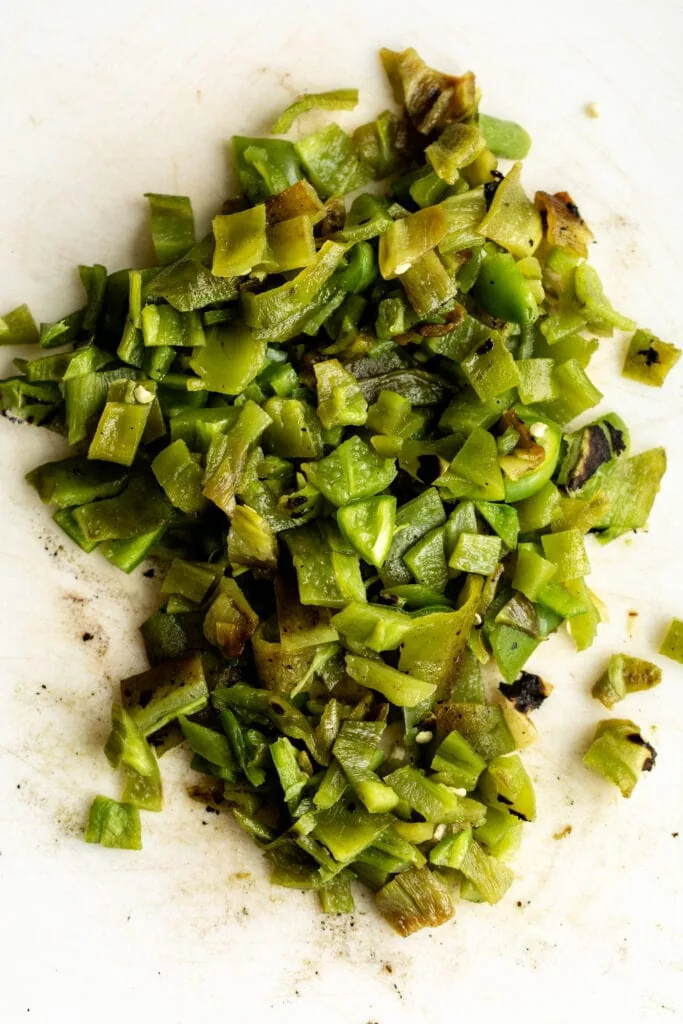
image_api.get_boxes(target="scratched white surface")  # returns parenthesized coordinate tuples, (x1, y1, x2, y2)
(1, 1, 682, 1021)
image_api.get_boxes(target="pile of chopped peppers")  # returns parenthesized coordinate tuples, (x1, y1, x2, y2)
(2, 47, 681, 936)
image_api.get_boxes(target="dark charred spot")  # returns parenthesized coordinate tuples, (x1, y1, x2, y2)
(287, 495, 308, 508)
(497, 794, 513, 806)
(627, 733, 657, 771)
(508, 808, 530, 821)
(603, 420, 626, 455)
(565, 425, 612, 492)
(638, 346, 660, 367)
(137, 689, 153, 709)
(483, 180, 501, 210)
(81, 632, 94, 642)
(378, 592, 401, 606)
(476, 339, 494, 357)
(499, 671, 550, 713)
(143, 568, 155, 578)
(416, 453, 443, 484)
(566, 200, 581, 218)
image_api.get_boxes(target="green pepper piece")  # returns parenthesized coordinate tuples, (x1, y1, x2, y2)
(479, 162, 542, 258)
(332, 721, 398, 814)
(503, 416, 563, 503)
(478, 113, 531, 159)
(660, 619, 683, 664)
(302, 436, 396, 508)
(295, 123, 372, 200)
(583, 719, 656, 797)
(582, 447, 666, 541)
(425, 122, 485, 185)
(386, 766, 486, 826)
(461, 333, 521, 401)
(474, 805, 523, 861)
(0, 303, 40, 345)
(541, 529, 590, 582)
(73, 474, 172, 543)
(439, 428, 506, 502)
(512, 545, 556, 601)
(472, 252, 538, 325)
(121, 653, 209, 737)
(313, 798, 393, 863)
(314, 359, 367, 430)
(438, 188, 487, 255)
(574, 263, 636, 332)
(399, 578, 482, 694)
(85, 796, 142, 850)
(336, 495, 396, 569)
(100, 525, 167, 574)
(284, 522, 365, 608)
(458, 834, 515, 904)
(622, 327, 681, 387)
(87, 401, 150, 467)
(380, 488, 446, 587)
(399, 250, 457, 317)
(52, 508, 99, 553)
(591, 653, 662, 708)
(151, 440, 205, 514)
(233, 136, 302, 203)
(375, 866, 454, 936)
(187, 321, 266, 397)
(449, 533, 502, 576)
(227, 505, 278, 572)
(39, 309, 83, 349)
(378, 206, 448, 279)
(203, 577, 258, 658)
(104, 703, 163, 811)
(160, 557, 219, 605)
(179, 715, 237, 775)
(435, 702, 515, 760)
(488, 623, 539, 682)
(404, 527, 448, 591)
(212, 204, 269, 277)
(140, 610, 188, 666)
(479, 753, 536, 821)
(144, 193, 195, 266)
(26, 456, 128, 509)
(431, 730, 487, 791)
(263, 214, 317, 273)
(474, 501, 519, 550)
(565, 579, 602, 651)
(331, 601, 413, 653)
(242, 240, 347, 343)
(345, 654, 435, 707)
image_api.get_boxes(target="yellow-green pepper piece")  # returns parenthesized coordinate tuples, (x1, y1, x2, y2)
(622, 328, 681, 387)
(660, 619, 683, 664)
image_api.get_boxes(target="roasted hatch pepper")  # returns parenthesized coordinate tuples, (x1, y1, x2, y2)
(85, 796, 142, 850)
(591, 653, 662, 708)
(478, 113, 531, 159)
(303, 436, 396, 507)
(660, 619, 683, 664)
(145, 194, 195, 266)
(583, 719, 656, 797)
(337, 495, 396, 568)
(622, 328, 681, 387)
(472, 252, 538, 324)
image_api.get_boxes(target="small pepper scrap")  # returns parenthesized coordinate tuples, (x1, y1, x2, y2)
(0, 44, 673, 936)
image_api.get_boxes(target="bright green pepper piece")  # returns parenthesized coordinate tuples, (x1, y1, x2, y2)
(295, 122, 372, 200)
(503, 415, 563, 504)
(404, 527, 448, 591)
(26, 456, 128, 509)
(461, 333, 521, 402)
(439, 428, 506, 502)
(85, 796, 142, 850)
(212, 204, 269, 277)
(314, 359, 368, 429)
(512, 545, 557, 600)
(285, 522, 365, 608)
(660, 619, 683, 664)
(233, 136, 302, 203)
(105, 704, 163, 811)
(380, 488, 446, 586)
(591, 653, 662, 708)
(472, 252, 538, 325)
(431, 730, 487, 791)
(345, 654, 436, 707)
(583, 719, 656, 797)
(337, 495, 396, 568)
(189, 322, 266, 396)
(478, 114, 531, 159)
(303, 436, 396, 508)
(0, 303, 39, 345)
(145, 193, 195, 266)
(449, 533, 502, 576)
(541, 529, 590, 582)
(152, 439, 206, 514)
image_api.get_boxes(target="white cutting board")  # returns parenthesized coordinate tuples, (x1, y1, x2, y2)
(1, 1, 682, 1021)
